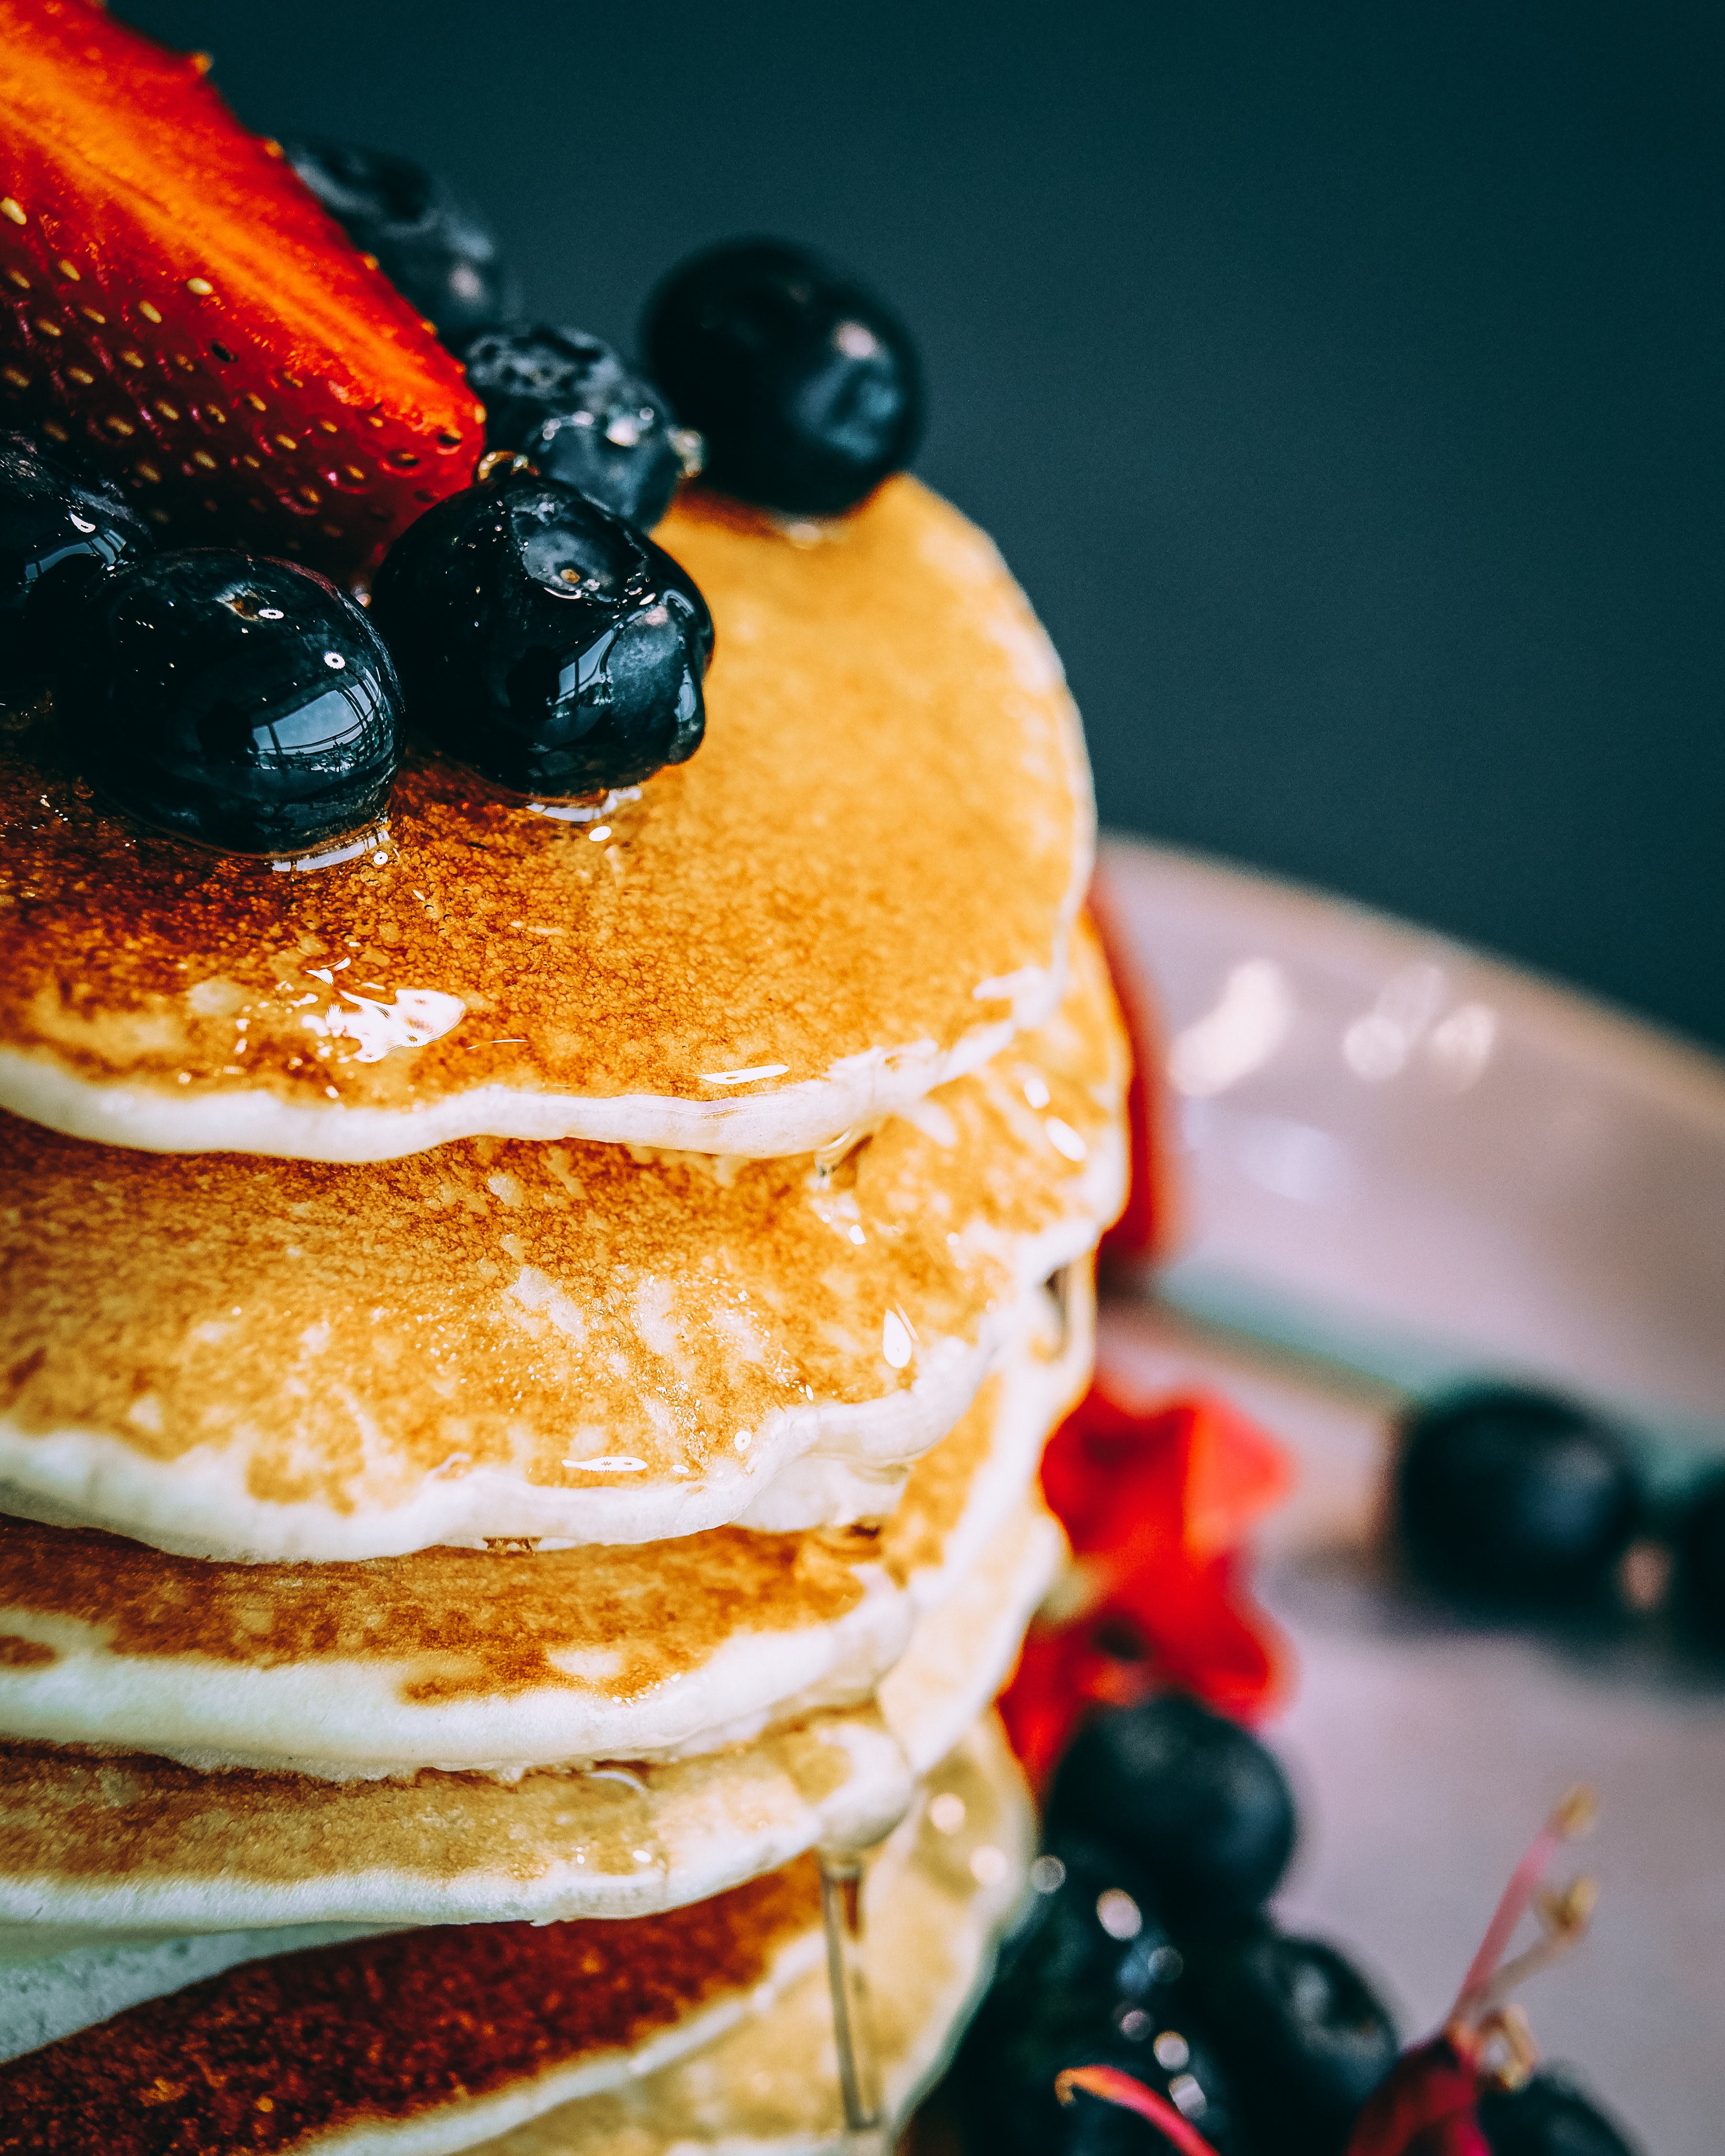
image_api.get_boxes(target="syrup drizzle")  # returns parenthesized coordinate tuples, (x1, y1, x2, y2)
(820, 1843, 884, 2139)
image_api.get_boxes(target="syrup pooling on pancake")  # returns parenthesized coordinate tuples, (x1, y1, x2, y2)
(0, 1294, 1087, 1776)
(0, 923, 1125, 1561)
(0, 478, 1093, 1164)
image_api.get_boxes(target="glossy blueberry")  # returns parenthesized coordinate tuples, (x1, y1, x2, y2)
(0, 432, 154, 701)
(1046, 1695, 1297, 1931)
(978, 2028, 1243, 2156)
(369, 474, 710, 799)
(1189, 1931, 1399, 2156)
(1396, 1388, 1640, 1608)
(953, 1833, 1247, 2154)
(957, 1992, 1242, 2155)
(1477, 2068, 1640, 2156)
(283, 137, 520, 347)
(992, 1832, 1177, 2008)
(955, 2000, 1244, 2156)
(641, 238, 923, 516)
(56, 551, 402, 857)
(463, 326, 697, 530)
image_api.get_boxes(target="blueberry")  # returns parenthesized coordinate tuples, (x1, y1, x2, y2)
(1396, 1388, 1640, 1608)
(369, 474, 710, 799)
(463, 326, 698, 531)
(1000, 2032, 1243, 2156)
(955, 1828, 1250, 2152)
(1477, 2068, 1640, 2155)
(956, 1990, 1245, 2155)
(1045, 1695, 1297, 1931)
(0, 432, 154, 702)
(1189, 1931, 1399, 2156)
(993, 1832, 1176, 2010)
(56, 551, 402, 857)
(283, 137, 520, 347)
(641, 238, 923, 516)
(1675, 1473, 1725, 1644)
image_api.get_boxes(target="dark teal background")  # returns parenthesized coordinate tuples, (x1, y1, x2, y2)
(126, 1, 1725, 1050)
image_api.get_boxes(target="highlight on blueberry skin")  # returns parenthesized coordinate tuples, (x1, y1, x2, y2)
(369, 473, 712, 801)
(0, 431, 155, 703)
(641, 237, 923, 518)
(284, 136, 521, 348)
(1395, 1385, 1641, 1609)
(949, 1829, 1247, 2156)
(1044, 1692, 1298, 1931)
(463, 326, 701, 531)
(56, 551, 404, 858)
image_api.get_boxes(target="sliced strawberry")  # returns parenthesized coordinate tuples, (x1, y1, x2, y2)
(0, 0, 484, 581)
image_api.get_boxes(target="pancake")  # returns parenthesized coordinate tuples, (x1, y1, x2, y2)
(0, 1709, 911, 1958)
(880, 1481, 1065, 1780)
(0, 1924, 392, 2058)
(0, 1717, 1029, 2155)
(880, 1265, 1090, 1619)
(0, 1858, 829, 2156)
(0, 920, 1124, 1562)
(0, 1476, 1060, 1949)
(0, 1519, 910, 1778)
(0, 1294, 1087, 1777)
(464, 1715, 1032, 2156)
(0, 478, 1092, 1166)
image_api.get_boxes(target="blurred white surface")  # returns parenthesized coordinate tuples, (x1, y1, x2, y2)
(1097, 840, 1725, 2155)
(1100, 839, 1725, 1459)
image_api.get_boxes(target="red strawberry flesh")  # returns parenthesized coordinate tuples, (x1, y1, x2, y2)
(0, 0, 484, 581)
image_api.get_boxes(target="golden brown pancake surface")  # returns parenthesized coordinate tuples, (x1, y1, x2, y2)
(0, 1719, 894, 1919)
(0, 479, 1091, 1161)
(0, 1519, 878, 1702)
(0, 1859, 818, 2156)
(0, 1292, 1086, 1781)
(0, 922, 1124, 1559)
(0, 1346, 1043, 1703)
(0, 1488, 1049, 1929)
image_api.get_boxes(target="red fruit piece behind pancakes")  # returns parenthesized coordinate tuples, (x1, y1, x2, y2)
(0, 0, 484, 582)
(1089, 874, 1184, 1272)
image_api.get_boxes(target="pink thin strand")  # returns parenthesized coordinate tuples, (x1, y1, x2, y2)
(1454, 1821, 1563, 2008)
(1055, 2066, 1222, 2156)
(1452, 1792, 1590, 2017)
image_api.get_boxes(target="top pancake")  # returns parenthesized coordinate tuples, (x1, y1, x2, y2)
(0, 478, 1092, 1163)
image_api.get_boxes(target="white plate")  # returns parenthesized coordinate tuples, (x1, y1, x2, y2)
(1094, 837, 1725, 2156)
(1100, 838, 1725, 1463)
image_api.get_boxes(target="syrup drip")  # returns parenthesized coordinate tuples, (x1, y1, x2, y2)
(1043, 1260, 1076, 1355)
(820, 1843, 883, 2139)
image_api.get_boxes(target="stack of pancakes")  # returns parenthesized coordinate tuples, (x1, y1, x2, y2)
(0, 478, 1128, 2152)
